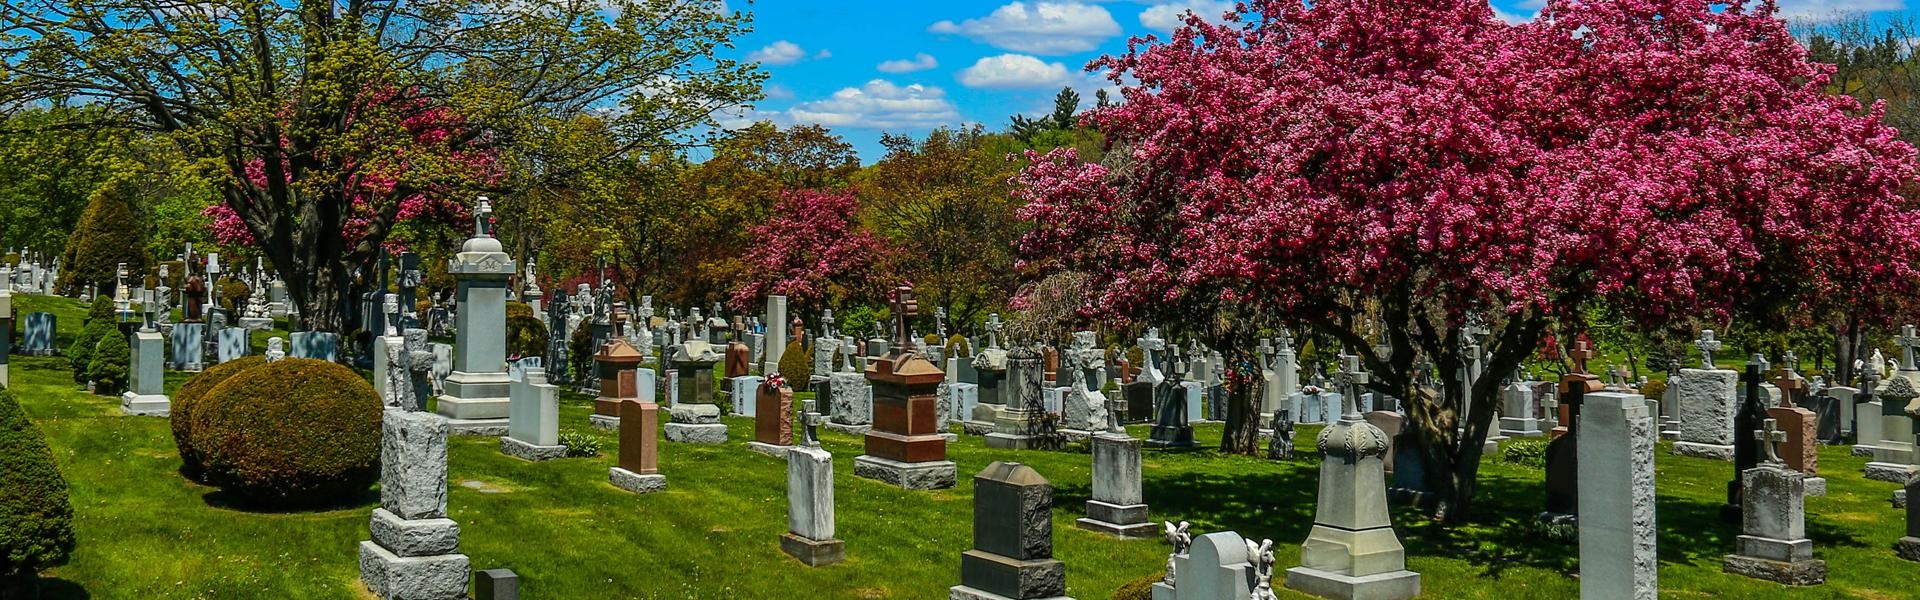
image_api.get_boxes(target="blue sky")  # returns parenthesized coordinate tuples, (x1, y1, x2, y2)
(716, 0, 1913, 161)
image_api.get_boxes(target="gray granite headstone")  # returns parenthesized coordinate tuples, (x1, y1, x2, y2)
(1673, 368, 1740, 460)
(1579, 392, 1658, 599)
(473, 569, 518, 600)
(215, 327, 249, 364)
(21, 312, 56, 355)
(170, 322, 205, 370)
(952, 462, 1067, 600)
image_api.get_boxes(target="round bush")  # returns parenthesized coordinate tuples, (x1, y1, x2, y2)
(506, 301, 534, 320)
(505, 314, 548, 360)
(568, 322, 596, 381)
(777, 340, 812, 391)
(189, 359, 383, 507)
(171, 356, 267, 482)
(0, 389, 76, 585)
(67, 317, 115, 384)
(88, 329, 129, 395)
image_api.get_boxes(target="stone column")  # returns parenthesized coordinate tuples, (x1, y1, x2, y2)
(437, 201, 516, 432)
(1285, 356, 1419, 600)
(610, 398, 666, 494)
(1577, 392, 1657, 600)
(1076, 434, 1153, 538)
(780, 445, 844, 566)
(501, 365, 564, 462)
(360, 409, 469, 599)
(950, 462, 1069, 600)
(762, 295, 787, 374)
(122, 325, 169, 416)
(1672, 368, 1740, 460)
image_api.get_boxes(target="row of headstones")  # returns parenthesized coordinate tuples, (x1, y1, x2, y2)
(1, 259, 59, 296)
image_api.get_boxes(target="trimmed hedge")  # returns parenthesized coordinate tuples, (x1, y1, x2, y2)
(0, 389, 76, 584)
(506, 301, 534, 320)
(777, 340, 811, 391)
(189, 359, 383, 507)
(88, 330, 130, 396)
(171, 356, 267, 482)
(67, 316, 116, 385)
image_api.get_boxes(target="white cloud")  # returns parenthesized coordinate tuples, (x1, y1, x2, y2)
(764, 84, 796, 100)
(1138, 0, 1236, 32)
(814, 49, 833, 59)
(748, 40, 808, 65)
(958, 54, 1073, 89)
(1772, 0, 1905, 18)
(878, 53, 941, 74)
(928, 1, 1121, 55)
(788, 80, 963, 129)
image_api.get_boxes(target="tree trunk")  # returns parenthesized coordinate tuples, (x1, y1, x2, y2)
(1220, 347, 1262, 455)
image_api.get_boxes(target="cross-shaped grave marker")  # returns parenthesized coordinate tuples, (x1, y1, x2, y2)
(1756, 418, 1787, 464)
(1336, 353, 1370, 419)
(1696, 329, 1723, 369)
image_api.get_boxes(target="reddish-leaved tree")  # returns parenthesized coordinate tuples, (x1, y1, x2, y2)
(1015, 0, 1920, 522)
(730, 188, 892, 316)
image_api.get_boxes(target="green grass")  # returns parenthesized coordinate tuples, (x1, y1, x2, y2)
(6, 294, 1916, 598)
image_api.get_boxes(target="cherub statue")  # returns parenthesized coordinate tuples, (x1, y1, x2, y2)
(1163, 521, 1192, 585)
(1248, 538, 1277, 600)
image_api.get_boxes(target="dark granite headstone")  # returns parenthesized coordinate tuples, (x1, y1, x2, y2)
(1123, 380, 1154, 423)
(474, 568, 519, 600)
(1543, 432, 1579, 515)
(955, 462, 1067, 600)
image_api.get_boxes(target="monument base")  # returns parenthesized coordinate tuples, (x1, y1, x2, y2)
(120, 392, 170, 417)
(437, 371, 511, 420)
(1672, 441, 1735, 461)
(1074, 498, 1155, 539)
(853, 455, 956, 490)
(499, 436, 566, 462)
(1283, 566, 1421, 600)
(746, 441, 792, 459)
(1864, 462, 1918, 483)
(1722, 554, 1826, 586)
(1145, 425, 1196, 449)
(823, 421, 871, 436)
(609, 467, 667, 494)
(1896, 537, 1920, 562)
(358, 540, 469, 600)
(664, 422, 728, 444)
(1895, 488, 1906, 509)
(779, 532, 845, 567)
(962, 420, 995, 436)
(588, 414, 620, 431)
(1058, 428, 1092, 443)
(1853, 444, 1879, 458)
(983, 432, 1039, 450)
(1804, 477, 1827, 497)
(238, 317, 273, 331)
(443, 417, 508, 437)
(948, 586, 1070, 600)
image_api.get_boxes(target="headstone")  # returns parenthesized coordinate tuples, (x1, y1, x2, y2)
(749, 377, 795, 457)
(0, 289, 10, 387)
(290, 330, 340, 362)
(666, 340, 728, 444)
(1765, 404, 1823, 495)
(780, 445, 844, 566)
(1721, 419, 1827, 585)
(590, 336, 646, 430)
(1578, 392, 1658, 599)
(1867, 376, 1920, 483)
(359, 409, 469, 600)
(20, 312, 55, 355)
(214, 327, 248, 364)
(827, 371, 873, 433)
(985, 345, 1048, 450)
(1163, 531, 1257, 600)
(1725, 355, 1772, 521)
(853, 284, 956, 490)
(1499, 380, 1543, 437)
(1076, 434, 1154, 538)
(609, 399, 666, 494)
(1672, 368, 1741, 460)
(1063, 331, 1118, 434)
(949, 462, 1070, 600)
(1284, 355, 1420, 600)
(762, 295, 787, 374)
(437, 198, 516, 433)
(501, 364, 565, 462)
(1147, 350, 1196, 449)
(473, 569, 518, 600)
(170, 322, 206, 371)
(730, 374, 763, 418)
(122, 326, 169, 416)
(1898, 470, 1920, 561)
(1260, 332, 1299, 422)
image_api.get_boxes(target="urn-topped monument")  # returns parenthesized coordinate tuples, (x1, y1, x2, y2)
(435, 198, 518, 434)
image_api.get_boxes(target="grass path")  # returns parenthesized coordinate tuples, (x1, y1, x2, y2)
(7, 294, 1914, 598)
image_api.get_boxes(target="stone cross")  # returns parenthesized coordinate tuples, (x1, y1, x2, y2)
(1335, 353, 1369, 418)
(1276, 327, 1293, 352)
(935, 306, 948, 338)
(1773, 356, 1805, 408)
(473, 197, 494, 238)
(1900, 325, 1920, 371)
(1257, 338, 1276, 367)
(985, 313, 1004, 350)
(1696, 329, 1722, 369)
(384, 295, 400, 337)
(888, 284, 918, 351)
(1756, 418, 1787, 464)
(1569, 339, 1594, 375)
(821, 308, 836, 339)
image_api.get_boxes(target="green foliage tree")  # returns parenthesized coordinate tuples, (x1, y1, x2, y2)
(88, 328, 130, 396)
(55, 181, 148, 297)
(67, 299, 118, 384)
(2, 0, 764, 333)
(776, 340, 812, 391)
(856, 127, 1025, 325)
(0, 388, 77, 594)
(0, 105, 136, 258)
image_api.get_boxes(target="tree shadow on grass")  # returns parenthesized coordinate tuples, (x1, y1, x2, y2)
(29, 577, 90, 600)
(201, 486, 379, 514)
(1054, 464, 1323, 545)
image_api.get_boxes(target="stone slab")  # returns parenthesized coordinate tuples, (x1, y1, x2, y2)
(1721, 554, 1826, 586)
(499, 436, 566, 462)
(358, 540, 469, 600)
(824, 422, 872, 436)
(1073, 516, 1156, 539)
(443, 417, 509, 437)
(664, 422, 728, 444)
(948, 586, 1070, 600)
(1865, 462, 1918, 483)
(747, 441, 792, 459)
(609, 467, 667, 494)
(1283, 566, 1421, 600)
(589, 414, 620, 431)
(780, 532, 845, 567)
(369, 508, 461, 558)
(120, 393, 171, 417)
(853, 455, 956, 490)
(1672, 441, 1735, 461)
(1897, 537, 1920, 562)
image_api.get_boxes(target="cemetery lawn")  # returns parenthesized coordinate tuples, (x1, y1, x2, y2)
(9, 295, 1914, 599)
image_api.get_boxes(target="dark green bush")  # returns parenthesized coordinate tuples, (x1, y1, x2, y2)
(568, 322, 595, 383)
(189, 359, 383, 507)
(171, 356, 267, 482)
(1112, 574, 1160, 600)
(777, 340, 811, 392)
(505, 301, 534, 320)
(88, 329, 130, 395)
(216, 277, 250, 313)
(946, 334, 971, 358)
(0, 389, 77, 586)
(56, 181, 149, 296)
(1501, 438, 1549, 469)
(67, 315, 115, 384)
(505, 314, 548, 361)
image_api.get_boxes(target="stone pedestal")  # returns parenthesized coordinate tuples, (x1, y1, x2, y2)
(1076, 434, 1153, 538)
(360, 409, 469, 600)
(1673, 369, 1739, 460)
(436, 219, 515, 433)
(1285, 365, 1419, 600)
(501, 366, 564, 462)
(855, 346, 956, 490)
(1579, 392, 1658, 600)
(610, 399, 666, 494)
(761, 295, 787, 374)
(121, 329, 170, 416)
(666, 404, 728, 444)
(950, 462, 1072, 600)
(1723, 463, 1826, 585)
(591, 339, 646, 430)
(782, 446, 843, 567)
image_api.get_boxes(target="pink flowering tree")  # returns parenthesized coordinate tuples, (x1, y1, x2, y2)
(730, 188, 893, 315)
(1016, 0, 1920, 521)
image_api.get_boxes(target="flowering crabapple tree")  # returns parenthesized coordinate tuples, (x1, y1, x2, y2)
(1015, 0, 1920, 522)
(730, 188, 893, 316)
